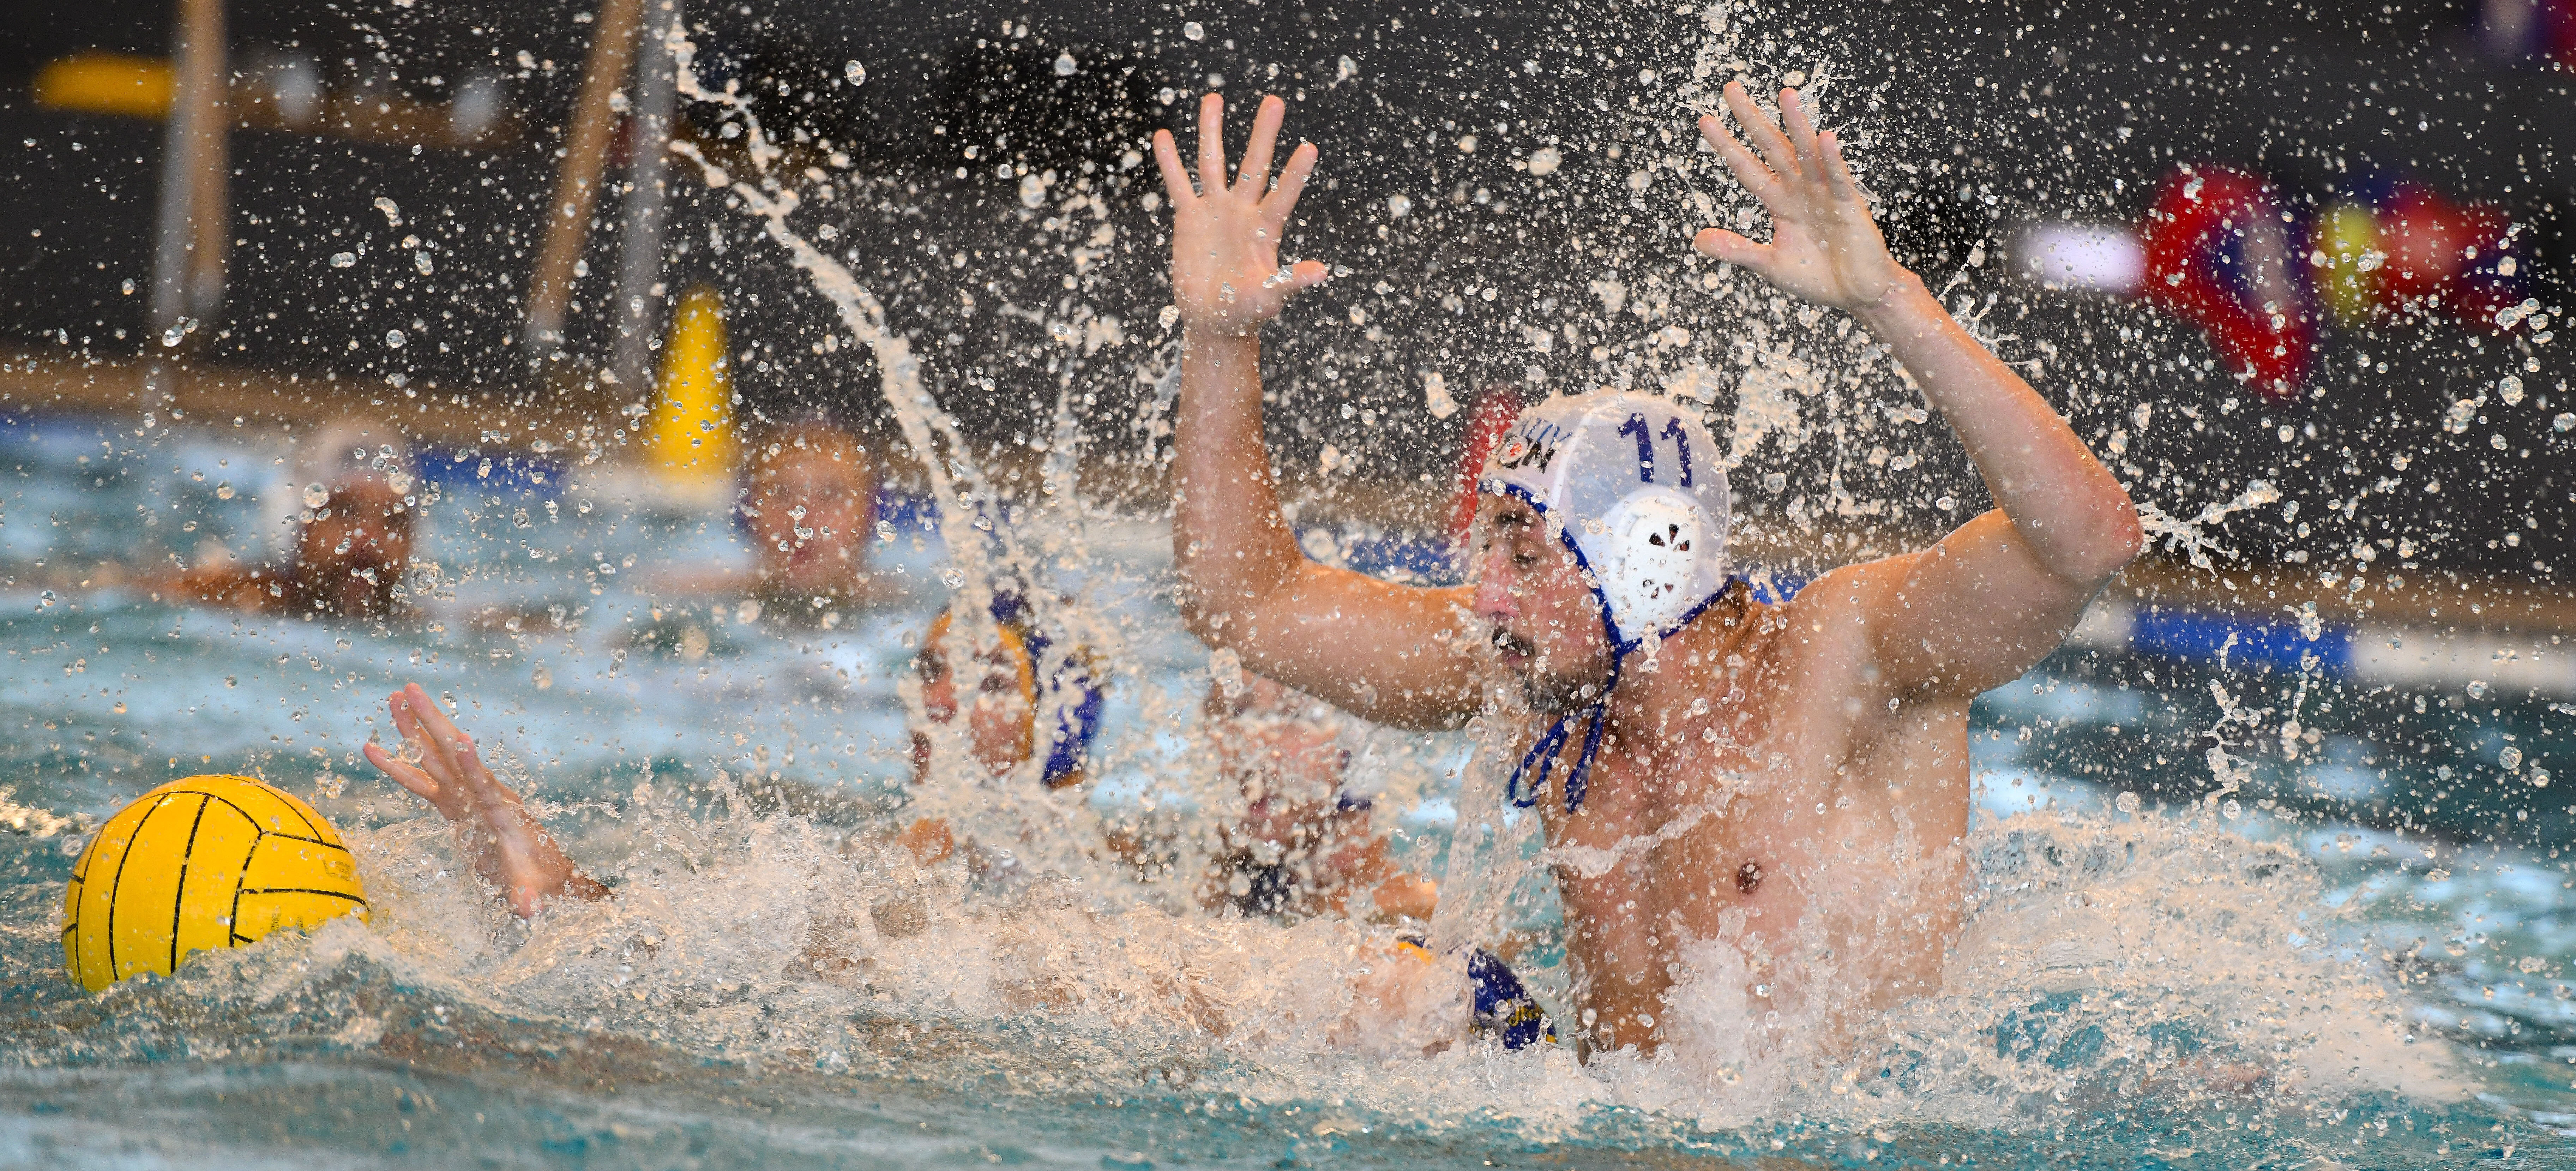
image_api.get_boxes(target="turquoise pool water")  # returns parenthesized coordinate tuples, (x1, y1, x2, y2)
(2, 414, 2573, 1168)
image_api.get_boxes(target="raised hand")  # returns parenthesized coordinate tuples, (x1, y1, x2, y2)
(1694, 82, 1910, 311)
(1154, 93, 1327, 336)
(362, 682, 604, 919)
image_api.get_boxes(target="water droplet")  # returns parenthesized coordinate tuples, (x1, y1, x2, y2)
(1182, 20, 1205, 40)
(1456, 134, 1477, 154)
(2498, 375, 2524, 405)
(1157, 305, 1180, 331)
(2115, 790, 2140, 813)
(329, 252, 356, 268)
(1386, 193, 1412, 218)
(373, 196, 402, 226)
(844, 60, 867, 86)
(1627, 169, 1651, 192)
(160, 325, 186, 347)
(385, 329, 406, 348)
(301, 482, 331, 509)
(1054, 52, 1077, 76)
(2554, 413, 2574, 433)
(1526, 146, 1562, 177)
(2501, 746, 2525, 770)
(215, 481, 233, 500)
(941, 567, 965, 589)
(874, 520, 896, 542)
(413, 251, 434, 276)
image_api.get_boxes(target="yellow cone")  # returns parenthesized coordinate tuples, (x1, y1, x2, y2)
(2316, 203, 2380, 328)
(643, 285, 739, 488)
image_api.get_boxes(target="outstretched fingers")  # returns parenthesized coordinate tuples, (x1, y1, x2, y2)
(1721, 81, 1800, 182)
(1779, 88, 1824, 172)
(1152, 129, 1195, 202)
(1196, 93, 1229, 193)
(1260, 141, 1318, 234)
(1699, 114, 1783, 209)
(362, 740, 442, 805)
(1236, 95, 1287, 196)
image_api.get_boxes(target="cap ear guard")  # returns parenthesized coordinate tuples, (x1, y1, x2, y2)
(1596, 487, 1710, 641)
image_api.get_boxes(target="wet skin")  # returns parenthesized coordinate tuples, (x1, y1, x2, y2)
(362, 683, 605, 918)
(1160, 86, 2144, 1057)
(742, 446, 878, 601)
(177, 480, 415, 620)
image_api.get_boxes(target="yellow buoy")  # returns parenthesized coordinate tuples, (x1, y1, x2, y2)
(32, 53, 176, 120)
(2316, 202, 2381, 328)
(62, 775, 368, 992)
(643, 284, 740, 490)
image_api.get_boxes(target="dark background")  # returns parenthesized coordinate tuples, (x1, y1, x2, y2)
(0, 0, 2569, 580)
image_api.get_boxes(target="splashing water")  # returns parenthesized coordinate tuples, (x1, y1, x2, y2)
(1, 1, 2571, 1165)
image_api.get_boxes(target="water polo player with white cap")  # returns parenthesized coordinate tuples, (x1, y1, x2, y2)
(1156, 82, 2145, 1059)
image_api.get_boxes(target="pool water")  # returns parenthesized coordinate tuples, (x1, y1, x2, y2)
(2, 413, 2574, 1169)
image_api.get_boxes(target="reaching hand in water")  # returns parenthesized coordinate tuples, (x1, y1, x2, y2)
(1154, 93, 1328, 336)
(362, 682, 605, 919)
(1694, 82, 1910, 311)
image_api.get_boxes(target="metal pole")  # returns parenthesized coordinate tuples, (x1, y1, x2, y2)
(609, 0, 681, 391)
(523, 0, 647, 361)
(148, 0, 229, 343)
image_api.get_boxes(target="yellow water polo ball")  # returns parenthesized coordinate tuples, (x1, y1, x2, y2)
(62, 775, 369, 992)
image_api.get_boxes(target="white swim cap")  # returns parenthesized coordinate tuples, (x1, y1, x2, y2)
(1476, 391, 1732, 651)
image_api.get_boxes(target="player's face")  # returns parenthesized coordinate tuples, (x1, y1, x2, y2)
(299, 483, 413, 583)
(917, 636, 1033, 775)
(746, 454, 872, 590)
(1467, 495, 1612, 712)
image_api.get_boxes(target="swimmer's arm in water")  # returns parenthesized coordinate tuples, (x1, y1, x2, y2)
(1155, 94, 1483, 729)
(1694, 83, 2144, 696)
(361, 682, 608, 918)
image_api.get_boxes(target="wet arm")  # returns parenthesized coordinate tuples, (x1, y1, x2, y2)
(1854, 281, 2143, 696)
(1173, 332, 1482, 726)
(1691, 82, 2139, 697)
(1156, 92, 1482, 727)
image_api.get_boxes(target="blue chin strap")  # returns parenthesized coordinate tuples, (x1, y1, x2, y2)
(1503, 649, 1623, 815)
(1498, 565, 1740, 816)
